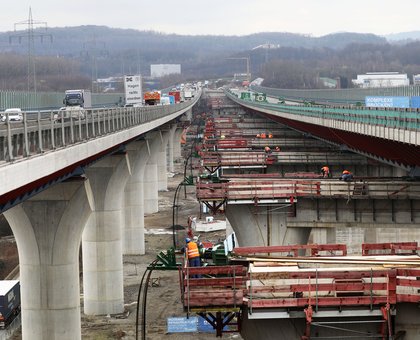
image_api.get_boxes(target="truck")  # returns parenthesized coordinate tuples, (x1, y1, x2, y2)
(60, 89, 92, 120)
(144, 91, 161, 105)
(183, 90, 193, 100)
(169, 91, 181, 103)
(0, 280, 20, 328)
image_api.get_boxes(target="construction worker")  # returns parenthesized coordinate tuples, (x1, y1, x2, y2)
(256, 134, 261, 138)
(261, 132, 267, 139)
(186, 238, 201, 278)
(264, 146, 272, 154)
(275, 146, 280, 152)
(340, 170, 353, 182)
(193, 235, 204, 256)
(321, 166, 330, 178)
(268, 133, 273, 139)
(186, 238, 201, 267)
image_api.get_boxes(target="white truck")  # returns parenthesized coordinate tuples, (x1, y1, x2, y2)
(59, 89, 92, 120)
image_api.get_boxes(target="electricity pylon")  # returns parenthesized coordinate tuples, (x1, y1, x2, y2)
(9, 7, 52, 93)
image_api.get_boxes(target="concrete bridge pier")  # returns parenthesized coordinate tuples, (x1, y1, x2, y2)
(143, 133, 161, 214)
(157, 130, 171, 191)
(123, 140, 150, 255)
(82, 154, 131, 315)
(225, 205, 310, 247)
(173, 128, 184, 161)
(167, 125, 178, 173)
(3, 180, 93, 340)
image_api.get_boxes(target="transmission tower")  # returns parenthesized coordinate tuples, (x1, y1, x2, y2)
(9, 7, 52, 93)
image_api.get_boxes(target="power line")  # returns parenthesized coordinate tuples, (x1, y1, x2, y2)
(9, 7, 52, 93)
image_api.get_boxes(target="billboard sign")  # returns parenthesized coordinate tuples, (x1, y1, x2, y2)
(124, 75, 142, 106)
(365, 96, 409, 108)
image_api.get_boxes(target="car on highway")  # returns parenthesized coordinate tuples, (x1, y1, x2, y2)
(54, 106, 85, 122)
(0, 108, 23, 122)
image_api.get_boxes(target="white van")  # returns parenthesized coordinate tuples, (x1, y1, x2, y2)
(1, 108, 23, 122)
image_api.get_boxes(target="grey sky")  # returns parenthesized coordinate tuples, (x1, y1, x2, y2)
(1, 0, 419, 36)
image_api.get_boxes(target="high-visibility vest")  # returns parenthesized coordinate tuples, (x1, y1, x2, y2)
(187, 242, 200, 259)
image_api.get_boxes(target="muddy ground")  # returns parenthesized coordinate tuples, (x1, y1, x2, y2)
(7, 159, 242, 339)
(80, 160, 242, 339)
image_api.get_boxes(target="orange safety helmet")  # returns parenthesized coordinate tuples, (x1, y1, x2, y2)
(342, 170, 350, 174)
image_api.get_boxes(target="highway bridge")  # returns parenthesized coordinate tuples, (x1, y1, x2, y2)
(0, 87, 420, 339)
(0, 97, 198, 339)
(197, 89, 420, 339)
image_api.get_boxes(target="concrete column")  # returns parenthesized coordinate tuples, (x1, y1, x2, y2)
(4, 180, 93, 340)
(225, 205, 310, 247)
(143, 133, 161, 214)
(173, 128, 183, 160)
(82, 154, 130, 315)
(167, 125, 178, 173)
(124, 140, 150, 255)
(157, 130, 171, 191)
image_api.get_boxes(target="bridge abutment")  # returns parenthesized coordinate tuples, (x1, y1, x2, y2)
(4, 180, 93, 340)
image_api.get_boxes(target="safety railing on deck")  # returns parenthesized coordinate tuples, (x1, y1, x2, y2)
(196, 179, 420, 202)
(0, 97, 198, 163)
(226, 90, 420, 131)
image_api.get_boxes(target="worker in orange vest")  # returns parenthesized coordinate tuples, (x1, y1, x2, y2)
(261, 132, 267, 138)
(340, 170, 353, 182)
(186, 238, 201, 267)
(186, 238, 201, 278)
(321, 166, 330, 178)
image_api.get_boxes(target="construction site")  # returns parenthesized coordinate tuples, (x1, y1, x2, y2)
(2, 88, 420, 340)
(161, 89, 420, 340)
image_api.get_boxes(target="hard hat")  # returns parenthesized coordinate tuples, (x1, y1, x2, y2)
(193, 236, 198, 241)
(185, 238, 191, 243)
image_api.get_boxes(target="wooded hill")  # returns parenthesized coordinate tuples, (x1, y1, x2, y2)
(0, 26, 419, 91)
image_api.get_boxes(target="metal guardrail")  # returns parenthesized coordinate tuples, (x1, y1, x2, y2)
(250, 84, 420, 105)
(226, 90, 420, 131)
(0, 96, 199, 164)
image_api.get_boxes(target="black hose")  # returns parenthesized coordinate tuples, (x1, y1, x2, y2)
(135, 259, 158, 340)
(141, 263, 157, 340)
(172, 182, 183, 249)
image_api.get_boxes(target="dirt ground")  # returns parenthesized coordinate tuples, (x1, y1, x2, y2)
(79, 160, 243, 339)
(6, 159, 242, 340)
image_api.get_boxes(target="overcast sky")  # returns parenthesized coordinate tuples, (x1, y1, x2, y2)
(1, 0, 419, 37)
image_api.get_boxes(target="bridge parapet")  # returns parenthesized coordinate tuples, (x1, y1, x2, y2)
(0, 99, 197, 163)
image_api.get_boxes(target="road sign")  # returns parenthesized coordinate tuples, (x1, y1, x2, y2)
(124, 75, 142, 106)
